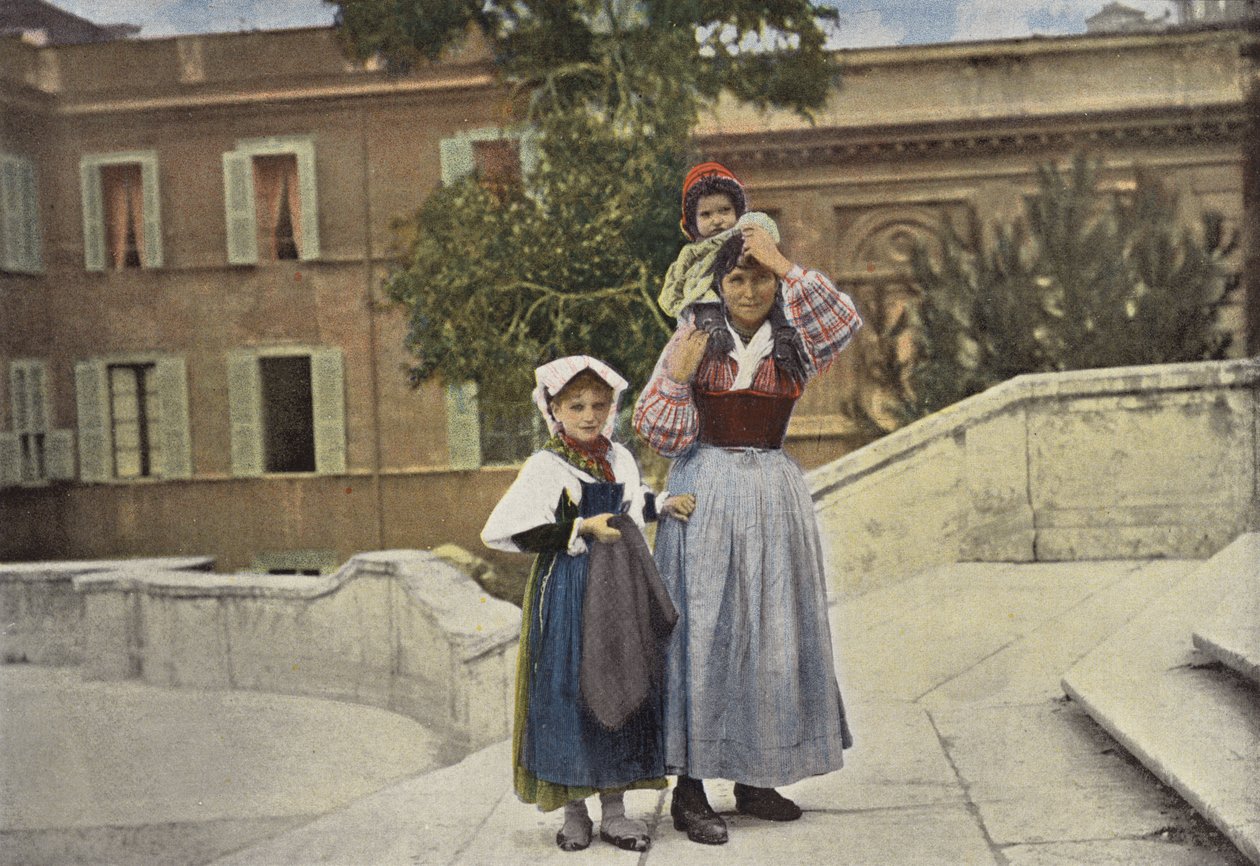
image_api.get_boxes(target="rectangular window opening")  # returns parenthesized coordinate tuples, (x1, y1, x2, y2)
(108, 363, 161, 478)
(253, 154, 301, 262)
(101, 163, 145, 269)
(260, 355, 316, 473)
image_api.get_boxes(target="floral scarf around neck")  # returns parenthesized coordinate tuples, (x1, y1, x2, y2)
(544, 433, 616, 483)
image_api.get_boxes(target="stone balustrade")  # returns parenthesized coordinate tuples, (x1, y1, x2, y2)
(810, 358, 1260, 595)
(65, 550, 520, 759)
(0, 556, 214, 665)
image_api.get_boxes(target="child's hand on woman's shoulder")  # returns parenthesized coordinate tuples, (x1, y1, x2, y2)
(580, 513, 622, 543)
(665, 324, 710, 384)
(662, 494, 697, 523)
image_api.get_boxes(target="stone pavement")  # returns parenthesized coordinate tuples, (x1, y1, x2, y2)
(210, 559, 1249, 866)
(0, 666, 445, 865)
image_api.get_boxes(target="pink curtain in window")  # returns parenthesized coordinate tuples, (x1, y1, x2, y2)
(101, 164, 145, 269)
(252, 155, 302, 260)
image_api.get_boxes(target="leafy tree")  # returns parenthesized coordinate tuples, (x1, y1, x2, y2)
(329, 0, 840, 456)
(904, 153, 1238, 418)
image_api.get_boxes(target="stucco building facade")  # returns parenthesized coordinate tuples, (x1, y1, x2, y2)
(1, 17, 1255, 572)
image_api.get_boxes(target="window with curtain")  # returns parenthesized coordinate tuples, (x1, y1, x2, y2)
(252, 154, 302, 261)
(80, 151, 163, 271)
(222, 137, 320, 266)
(101, 163, 144, 269)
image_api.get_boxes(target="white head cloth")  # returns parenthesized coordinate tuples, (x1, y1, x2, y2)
(531, 355, 629, 438)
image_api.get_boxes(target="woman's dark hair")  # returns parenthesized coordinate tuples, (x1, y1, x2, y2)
(682, 176, 747, 240)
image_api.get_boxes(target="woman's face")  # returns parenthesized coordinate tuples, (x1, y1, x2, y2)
(551, 386, 613, 444)
(722, 262, 778, 332)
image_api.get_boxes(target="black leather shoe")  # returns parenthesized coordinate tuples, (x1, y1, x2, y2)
(670, 779, 729, 845)
(733, 783, 803, 821)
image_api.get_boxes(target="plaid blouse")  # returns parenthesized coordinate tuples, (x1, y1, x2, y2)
(634, 265, 862, 458)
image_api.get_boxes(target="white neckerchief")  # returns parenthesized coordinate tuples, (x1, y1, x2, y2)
(727, 320, 773, 390)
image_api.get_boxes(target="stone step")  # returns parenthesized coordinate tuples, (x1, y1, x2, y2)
(1192, 553, 1260, 687)
(1062, 533, 1260, 865)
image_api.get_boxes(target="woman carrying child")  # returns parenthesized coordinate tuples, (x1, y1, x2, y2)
(635, 168, 863, 845)
(482, 355, 696, 852)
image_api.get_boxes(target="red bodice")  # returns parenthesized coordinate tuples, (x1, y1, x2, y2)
(694, 388, 800, 449)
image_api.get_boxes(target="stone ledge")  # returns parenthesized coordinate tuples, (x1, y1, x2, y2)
(809, 357, 1259, 499)
(1192, 536, 1260, 687)
(0, 556, 214, 582)
(1061, 534, 1260, 865)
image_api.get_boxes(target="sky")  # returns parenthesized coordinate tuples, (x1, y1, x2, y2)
(52, 0, 1181, 46)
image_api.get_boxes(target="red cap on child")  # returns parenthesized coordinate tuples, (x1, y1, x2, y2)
(680, 162, 746, 239)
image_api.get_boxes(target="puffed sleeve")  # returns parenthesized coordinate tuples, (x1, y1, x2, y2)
(781, 265, 863, 377)
(481, 453, 586, 555)
(633, 325, 701, 458)
(610, 443, 658, 527)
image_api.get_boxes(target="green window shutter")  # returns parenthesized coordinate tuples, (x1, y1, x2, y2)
(0, 433, 19, 488)
(74, 360, 111, 482)
(439, 135, 475, 186)
(0, 155, 19, 272)
(518, 128, 540, 179)
(155, 357, 191, 479)
(9, 362, 29, 431)
(46, 429, 76, 480)
(222, 151, 258, 265)
(17, 156, 41, 273)
(292, 139, 320, 261)
(310, 347, 346, 475)
(226, 350, 262, 476)
(139, 153, 163, 268)
(80, 160, 106, 272)
(444, 381, 481, 470)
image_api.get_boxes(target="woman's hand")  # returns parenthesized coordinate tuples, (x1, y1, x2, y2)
(580, 513, 622, 543)
(661, 493, 697, 523)
(666, 327, 710, 384)
(740, 225, 793, 279)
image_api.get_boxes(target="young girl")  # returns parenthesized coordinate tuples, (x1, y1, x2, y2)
(481, 355, 695, 852)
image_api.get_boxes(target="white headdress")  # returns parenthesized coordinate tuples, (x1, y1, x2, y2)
(531, 356, 629, 438)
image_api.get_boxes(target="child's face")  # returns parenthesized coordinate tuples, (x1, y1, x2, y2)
(722, 262, 778, 332)
(695, 192, 737, 238)
(552, 387, 614, 444)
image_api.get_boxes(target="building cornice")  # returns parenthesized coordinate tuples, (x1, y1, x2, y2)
(49, 69, 499, 116)
(696, 103, 1248, 167)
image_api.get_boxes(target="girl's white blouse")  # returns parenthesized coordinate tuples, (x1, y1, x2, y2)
(480, 443, 652, 555)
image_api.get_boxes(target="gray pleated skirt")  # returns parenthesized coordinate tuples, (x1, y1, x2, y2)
(654, 444, 852, 788)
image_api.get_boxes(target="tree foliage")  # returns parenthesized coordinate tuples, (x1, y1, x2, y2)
(328, 0, 840, 436)
(906, 153, 1238, 417)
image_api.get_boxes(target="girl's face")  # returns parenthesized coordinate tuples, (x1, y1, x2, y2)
(722, 262, 779, 332)
(695, 192, 737, 238)
(551, 386, 613, 444)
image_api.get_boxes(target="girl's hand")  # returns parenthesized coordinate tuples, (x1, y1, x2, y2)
(580, 513, 622, 543)
(661, 493, 697, 523)
(666, 328, 710, 384)
(740, 225, 793, 279)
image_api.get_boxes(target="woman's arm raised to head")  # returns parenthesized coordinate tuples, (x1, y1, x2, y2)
(781, 266, 863, 378)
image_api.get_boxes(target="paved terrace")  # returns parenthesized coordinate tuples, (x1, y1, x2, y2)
(1, 558, 1245, 865)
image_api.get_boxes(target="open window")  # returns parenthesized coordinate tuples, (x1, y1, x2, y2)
(222, 137, 320, 265)
(226, 347, 345, 476)
(74, 356, 190, 482)
(438, 127, 538, 190)
(80, 152, 163, 271)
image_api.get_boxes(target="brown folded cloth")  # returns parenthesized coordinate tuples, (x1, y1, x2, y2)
(580, 515, 679, 730)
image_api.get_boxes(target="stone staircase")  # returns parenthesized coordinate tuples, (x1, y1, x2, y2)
(1062, 534, 1260, 864)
